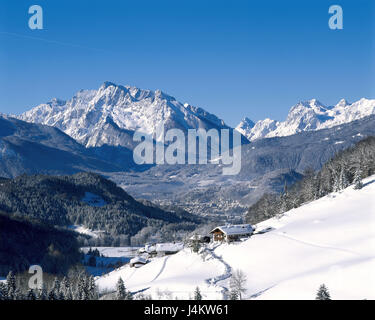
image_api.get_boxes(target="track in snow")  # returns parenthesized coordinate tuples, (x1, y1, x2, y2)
(249, 285, 277, 299)
(271, 232, 366, 257)
(151, 256, 171, 282)
(203, 245, 232, 298)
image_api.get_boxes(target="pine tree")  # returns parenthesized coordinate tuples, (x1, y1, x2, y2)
(37, 287, 47, 300)
(194, 286, 202, 300)
(52, 277, 61, 298)
(116, 277, 126, 300)
(277, 181, 291, 217)
(125, 290, 133, 300)
(339, 167, 349, 190)
(76, 274, 87, 300)
(87, 275, 98, 300)
(333, 172, 340, 192)
(313, 176, 321, 200)
(0, 283, 6, 300)
(48, 289, 57, 300)
(6, 271, 16, 294)
(316, 284, 331, 300)
(191, 234, 201, 253)
(27, 289, 37, 300)
(229, 289, 239, 300)
(353, 167, 363, 190)
(13, 288, 23, 300)
(65, 288, 73, 300)
(61, 277, 70, 298)
(58, 290, 65, 300)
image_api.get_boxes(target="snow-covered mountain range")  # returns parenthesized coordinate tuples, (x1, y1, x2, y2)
(18, 82, 230, 148)
(236, 98, 375, 141)
(18, 82, 375, 147)
(0, 115, 123, 177)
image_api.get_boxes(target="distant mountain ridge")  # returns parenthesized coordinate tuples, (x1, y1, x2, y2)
(18, 82, 232, 149)
(0, 114, 126, 178)
(18, 82, 375, 147)
(236, 98, 375, 141)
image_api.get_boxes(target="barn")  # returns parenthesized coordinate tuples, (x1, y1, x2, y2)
(209, 224, 254, 242)
(155, 242, 184, 255)
(189, 234, 211, 244)
(129, 256, 148, 268)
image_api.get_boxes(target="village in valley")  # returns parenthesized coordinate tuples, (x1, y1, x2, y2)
(78, 223, 258, 299)
(83, 223, 255, 271)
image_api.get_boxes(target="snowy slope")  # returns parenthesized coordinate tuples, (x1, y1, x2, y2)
(69, 225, 104, 238)
(96, 175, 375, 300)
(18, 82, 230, 148)
(237, 98, 375, 141)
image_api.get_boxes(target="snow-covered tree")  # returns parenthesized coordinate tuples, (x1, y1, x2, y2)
(0, 282, 7, 300)
(6, 271, 16, 293)
(353, 167, 363, 190)
(229, 269, 247, 300)
(5, 271, 17, 300)
(65, 288, 73, 300)
(0, 284, 4, 300)
(87, 275, 98, 300)
(76, 274, 87, 300)
(47, 289, 57, 300)
(116, 277, 127, 300)
(339, 167, 349, 191)
(333, 171, 340, 192)
(191, 234, 201, 253)
(37, 287, 47, 300)
(194, 286, 202, 300)
(27, 289, 37, 300)
(229, 289, 239, 300)
(52, 277, 61, 297)
(316, 284, 331, 300)
(61, 277, 70, 297)
(134, 292, 152, 300)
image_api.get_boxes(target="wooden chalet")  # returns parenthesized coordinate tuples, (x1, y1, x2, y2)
(209, 224, 254, 242)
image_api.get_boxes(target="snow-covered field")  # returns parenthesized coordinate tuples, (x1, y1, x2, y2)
(96, 176, 375, 300)
(81, 247, 140, 277)
(81, 247, 140, 258)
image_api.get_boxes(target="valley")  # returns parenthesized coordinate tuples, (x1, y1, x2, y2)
(1, 82, 375, 300)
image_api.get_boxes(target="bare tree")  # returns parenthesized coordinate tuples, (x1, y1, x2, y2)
(229, 269, 247, 300)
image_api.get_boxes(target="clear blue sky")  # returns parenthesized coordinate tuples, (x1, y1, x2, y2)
(0, 0, 374, 126)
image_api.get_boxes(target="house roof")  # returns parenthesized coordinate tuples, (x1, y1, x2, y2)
(210, 224, 254, 236)
(189, 234, 205, 241)
(130, 256, 147, 264)
(145, 244, 156, 253)
(155, 242, 184, 252)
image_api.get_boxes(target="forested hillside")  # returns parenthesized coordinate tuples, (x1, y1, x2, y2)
(246, 136, 375, 224)
(0, 212, 80, 276)
(0, 172, 200, 245)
